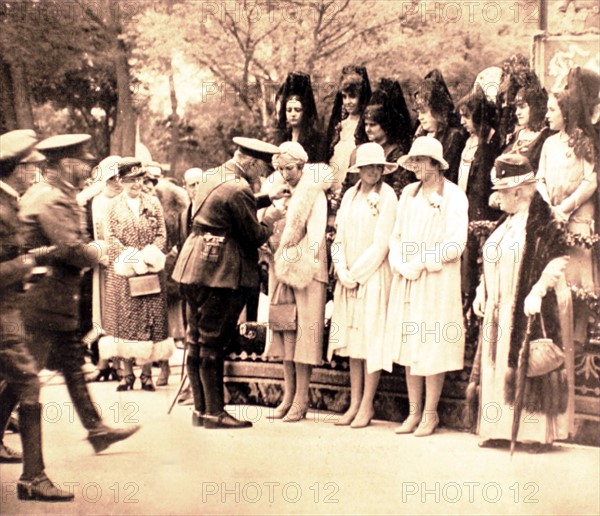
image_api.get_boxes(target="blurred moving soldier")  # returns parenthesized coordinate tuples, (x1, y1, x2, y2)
(0, 130, 73, 501)
(172, 137, 285, 429)
(19, 134, 140, 454)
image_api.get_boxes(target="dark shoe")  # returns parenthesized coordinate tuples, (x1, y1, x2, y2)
(87, 424, 141, 453)
(0, 443, 22, 463)
(192, 410, 204, 427)
(140, 374, 155, 392)
(116, 374, 135, 391)
(17, 473, 74, 502)
(156, 362, 170, 387)
(204, 411, 252, 429)
(92, 368, 111, 382)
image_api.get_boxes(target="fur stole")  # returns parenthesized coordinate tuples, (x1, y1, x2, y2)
(503, 192, 570, 415)
(155, 179, 188, 250)
(273, 164, 329, 289)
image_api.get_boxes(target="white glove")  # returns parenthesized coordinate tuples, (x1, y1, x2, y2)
(337, 268, 358, 290)
(523, 290, 542, 316)
(473, 280, 486, 318)
(397, 260, 424, 281)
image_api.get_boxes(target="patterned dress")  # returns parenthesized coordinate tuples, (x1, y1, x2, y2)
(102, 193, 170, 360)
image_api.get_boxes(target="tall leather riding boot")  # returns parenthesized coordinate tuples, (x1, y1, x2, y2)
(63, 368, 102, 430)
(63, 367, 140, 453)
(201, 355, 251, 429)
(0, 385, 22, 462)
(186, 353, 205, 427)
(17, 403, 74, 501)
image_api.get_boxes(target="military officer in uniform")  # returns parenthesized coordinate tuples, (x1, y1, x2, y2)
(19, 134, 140, 453)
(173, 137, 286, 429)
(0, 130, 73, 501)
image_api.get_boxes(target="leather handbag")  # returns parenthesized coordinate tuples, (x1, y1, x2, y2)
(268, 283, 297, 332)
(527, 313, 565, 378)
(128, 274, 161, 297)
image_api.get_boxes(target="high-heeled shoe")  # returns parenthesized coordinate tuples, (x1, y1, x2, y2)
(92, 368, 111, 382)
(350, 410, 374, 429)
(139, 374, 155, 392)
(413, 413, 439, 437)
(116, 374, 135, 391)
(395, 415, 422, 434)
(266, 403, 292, 420)
(282, 404, 308, 423)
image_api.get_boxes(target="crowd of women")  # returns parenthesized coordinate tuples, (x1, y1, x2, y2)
(3, 57, 596, 467)
(257, 59, 598, 446)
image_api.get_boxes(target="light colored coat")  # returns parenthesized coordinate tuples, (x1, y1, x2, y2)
(384, 180, 468, 375)
(264, 165, 329, 365)
(328, 181, 398, 372)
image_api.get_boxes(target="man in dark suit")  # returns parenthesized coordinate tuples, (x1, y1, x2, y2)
(173, 137, 285, 429)
(19, 134, 139, 453)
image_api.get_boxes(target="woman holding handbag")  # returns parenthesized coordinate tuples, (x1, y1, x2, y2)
(472, 153, 573, 450)
(262, 142, 329, 422)
(100, 158, 174, 392)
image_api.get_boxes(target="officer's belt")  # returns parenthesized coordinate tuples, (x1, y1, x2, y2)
(191, 224, 228, 237)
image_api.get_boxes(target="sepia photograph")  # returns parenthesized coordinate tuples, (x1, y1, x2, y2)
(1, 0, 599, 514)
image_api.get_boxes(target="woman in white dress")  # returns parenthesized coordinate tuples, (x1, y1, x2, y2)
(328, 143, 398, 428)
(385, 137, 468, 437)
(538, 91, 598, 348)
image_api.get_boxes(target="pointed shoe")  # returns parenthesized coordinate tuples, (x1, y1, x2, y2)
(413, 413, 439, 437)
(88, 424, 141, 453)
(0, 443, 22, 463)
(395, 416, 422, 434)
(282, 405, 308, 423)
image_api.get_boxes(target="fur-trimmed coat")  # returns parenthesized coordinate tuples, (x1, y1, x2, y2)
(487, 193, 570, 415)
(265, 164, 329, 288)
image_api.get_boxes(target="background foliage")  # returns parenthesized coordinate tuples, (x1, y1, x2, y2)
(1, 0, 551, 179)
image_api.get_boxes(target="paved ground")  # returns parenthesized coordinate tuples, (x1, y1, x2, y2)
(2, 361, 599, 516)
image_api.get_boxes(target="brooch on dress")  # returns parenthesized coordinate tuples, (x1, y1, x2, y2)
(366, 191, 380, 216)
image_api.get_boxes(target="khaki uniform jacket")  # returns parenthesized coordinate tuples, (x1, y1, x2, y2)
(19, 177, 102, 330)
(172, 159, 277, 289)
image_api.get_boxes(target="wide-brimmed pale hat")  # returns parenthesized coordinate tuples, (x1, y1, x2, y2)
(90, 155, 122, 183)
(491, 153, 535, 190)
(348, 143, 396, 174)
(0, 129, 45, 163)
(397, 136, 449, 172)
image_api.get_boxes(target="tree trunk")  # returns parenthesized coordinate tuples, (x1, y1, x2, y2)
(168, 61, 179, 174)
(110, 40, 136, 156)
(0, 57, 17, 132)
(9, 58, 34, 129)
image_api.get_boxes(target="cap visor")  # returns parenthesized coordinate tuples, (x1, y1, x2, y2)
(19, 149, 46, 163)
